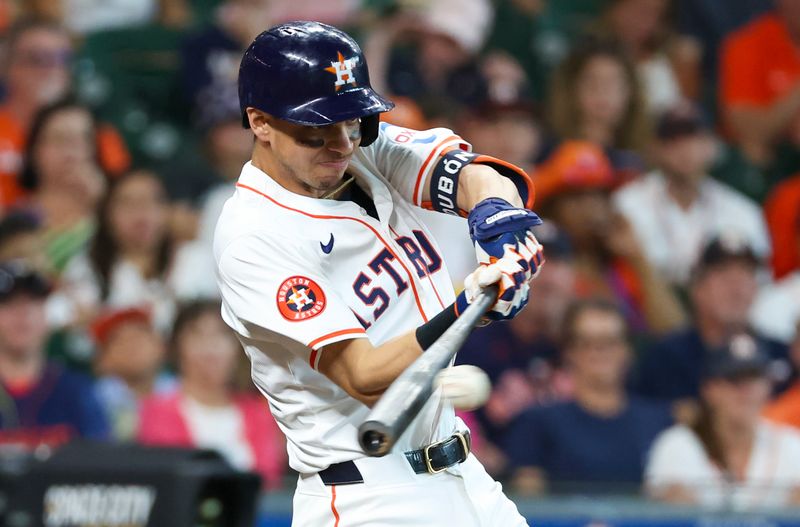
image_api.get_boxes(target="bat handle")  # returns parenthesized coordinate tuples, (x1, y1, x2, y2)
(357, 284, 499, 456)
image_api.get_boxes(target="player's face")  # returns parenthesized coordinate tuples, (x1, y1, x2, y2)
(259, 116, 362, 197)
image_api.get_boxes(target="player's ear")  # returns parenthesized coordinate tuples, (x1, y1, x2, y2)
(246, 108, 272, 143)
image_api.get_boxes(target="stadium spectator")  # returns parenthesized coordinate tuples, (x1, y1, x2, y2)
(138, 300, 286, 489)
(179, 0, 272, 116)
(719, 0, 800, 169)
(91, 306, 175, 441)
(633, 235, 793, 411)
(535, 140, 687, 334)
(456, 223, 576, 476)
(159, 87, 246, 247)
(0, 260, 108, 449)
(764, 321, 800, 429)
(17, 98, 109, 275)
(480, 0, 548, 101)
(363, 0, 493, 112)
(590, 0, 701, 113)
(676, 0, 772, 85)
(0, 20, 129, 209)
(646, 333, 800, 509)
(0, 209, 47, 274)
(506, 299, 672, 495)
(48, 169, 178, 334)
(0, 18, 72, 206)
(168, 83, 252, 299)
(457, 99, 542, 171)
(484, 0, 619, 101)
(750, 176, 800, 344)
(614, 102, 770, 286)
(547, 38, 651, 181)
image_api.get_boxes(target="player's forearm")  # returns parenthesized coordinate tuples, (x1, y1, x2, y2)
(318, 332, 423, 406)
(457, 164, 523, 210)
(351, 332, 422, 393)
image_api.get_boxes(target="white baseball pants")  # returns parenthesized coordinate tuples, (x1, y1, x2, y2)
(291, 453, 529, 526)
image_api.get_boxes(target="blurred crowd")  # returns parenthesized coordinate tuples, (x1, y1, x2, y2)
(0, 0, 799, 512)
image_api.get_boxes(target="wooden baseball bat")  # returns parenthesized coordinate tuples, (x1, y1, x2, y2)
(358, 285, 499, 456)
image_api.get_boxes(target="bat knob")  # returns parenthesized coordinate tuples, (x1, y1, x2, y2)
(358, 423, 392, 457)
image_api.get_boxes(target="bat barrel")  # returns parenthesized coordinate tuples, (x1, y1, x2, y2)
(357, 286, 498, 456)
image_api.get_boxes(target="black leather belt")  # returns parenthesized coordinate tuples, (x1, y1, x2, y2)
(318, 431, 471, 486)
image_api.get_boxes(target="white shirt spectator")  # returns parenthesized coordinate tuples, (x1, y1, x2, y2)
(646, 422, 800, 510)
(750, 272, 800, 344)
(613, 170, 770, 284)
(46, 252, 178, 334)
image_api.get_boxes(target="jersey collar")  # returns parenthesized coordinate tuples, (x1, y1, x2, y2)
(238, 161, 395, 222)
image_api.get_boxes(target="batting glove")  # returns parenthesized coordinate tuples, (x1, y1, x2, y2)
(456, 258, 530, 321)
(468, 198, 545, 278)
(475, 229, 545, 283)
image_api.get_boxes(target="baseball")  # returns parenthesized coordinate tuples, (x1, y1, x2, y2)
(434, 365, 492, 411)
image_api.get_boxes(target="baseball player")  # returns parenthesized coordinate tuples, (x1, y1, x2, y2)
(214, 21, 544, 526)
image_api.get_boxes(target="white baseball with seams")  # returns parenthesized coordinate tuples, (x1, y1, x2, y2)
(434, 365, 491, 411)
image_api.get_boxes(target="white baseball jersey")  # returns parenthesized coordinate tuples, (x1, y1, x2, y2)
(214, 124, 471, 474)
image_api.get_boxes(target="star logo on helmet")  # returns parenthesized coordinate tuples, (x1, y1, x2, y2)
(324, 51, 358, 91)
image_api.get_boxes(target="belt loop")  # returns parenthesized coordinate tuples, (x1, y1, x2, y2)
(453, 431, 470, 463)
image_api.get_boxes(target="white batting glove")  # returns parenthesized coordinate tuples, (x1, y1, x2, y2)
(474, 230, 545, 282)
(457, 258, 530, 321)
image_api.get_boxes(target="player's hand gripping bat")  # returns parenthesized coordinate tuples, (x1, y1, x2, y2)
(358, 285, 499, 456)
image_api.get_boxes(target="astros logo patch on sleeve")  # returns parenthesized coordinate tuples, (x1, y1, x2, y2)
(277, 276, 327, 321)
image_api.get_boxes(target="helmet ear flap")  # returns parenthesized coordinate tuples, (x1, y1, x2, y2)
(359, 114, 380, 147)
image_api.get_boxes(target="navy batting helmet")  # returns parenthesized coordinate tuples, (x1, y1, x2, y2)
(238, 21, 394, 147)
